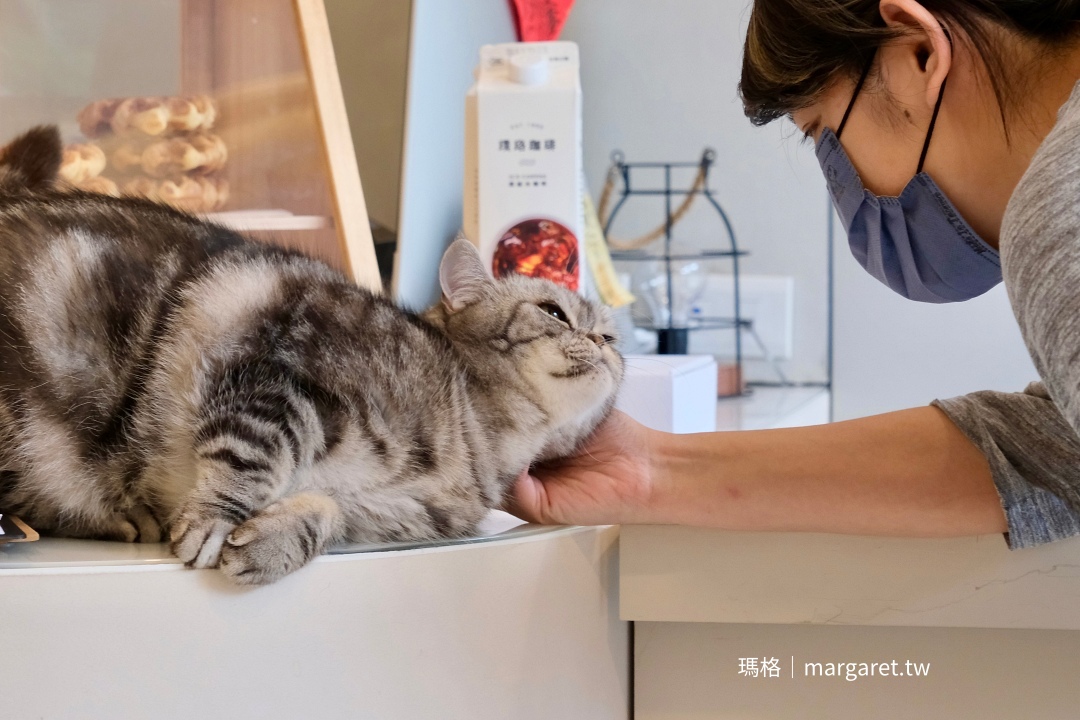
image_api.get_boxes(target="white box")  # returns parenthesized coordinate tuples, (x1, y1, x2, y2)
(464, 41, 584, 292)
(690, 274, 795, 360)
(615, 354, 718, 434)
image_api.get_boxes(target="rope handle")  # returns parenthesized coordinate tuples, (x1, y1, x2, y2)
(597, 150, 710, 251)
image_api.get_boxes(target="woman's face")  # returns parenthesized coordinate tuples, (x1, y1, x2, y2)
(789, 2, 1052, 249)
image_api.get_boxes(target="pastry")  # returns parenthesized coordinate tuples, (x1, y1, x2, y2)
(108, 140, 148, 174)
(139, 133, 227, 178)
(186, 132, 227, 173)
(122, 174, 229, 213)
(59, 143, 107, 184)
(165, 95, 217, 133)
(110, 97, 170, 136)
(76, 95, 219, 138)
(76, 98, 124, 138)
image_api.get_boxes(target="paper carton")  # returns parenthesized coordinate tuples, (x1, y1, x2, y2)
(464, 41, 584, 292)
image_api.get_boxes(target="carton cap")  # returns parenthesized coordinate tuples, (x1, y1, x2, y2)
(508, 53, 550, 86)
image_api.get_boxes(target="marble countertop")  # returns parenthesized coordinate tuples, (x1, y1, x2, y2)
(620, 386, 1080, 631)
(620, 524, 1080, 630)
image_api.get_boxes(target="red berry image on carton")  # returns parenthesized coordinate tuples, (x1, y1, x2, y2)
(493, 218, 579, 291)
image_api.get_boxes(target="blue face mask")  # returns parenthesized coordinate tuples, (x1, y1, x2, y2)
(815, 51, 1002, 303)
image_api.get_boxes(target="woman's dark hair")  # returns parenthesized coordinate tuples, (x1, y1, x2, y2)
(740, 0, 1080, 128)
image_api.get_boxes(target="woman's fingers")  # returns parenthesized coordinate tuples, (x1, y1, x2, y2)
(500, 469, 548, 524)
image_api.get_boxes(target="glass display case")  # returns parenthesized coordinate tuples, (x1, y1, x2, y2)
(0, 0, 380, 289)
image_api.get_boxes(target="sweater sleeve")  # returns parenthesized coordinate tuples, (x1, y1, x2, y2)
(932, 384, 1080, 549)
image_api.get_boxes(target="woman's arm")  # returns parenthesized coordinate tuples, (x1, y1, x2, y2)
(651, 406, 1006, 536)
(503, 407, 1008, 538)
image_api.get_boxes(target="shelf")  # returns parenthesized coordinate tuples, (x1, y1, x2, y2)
(609, 250, 748, 261)
(633, 316, 753, 333)
(204, 208, 333, 232)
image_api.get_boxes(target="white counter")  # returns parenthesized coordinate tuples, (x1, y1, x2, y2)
(0, 515, 628, 720)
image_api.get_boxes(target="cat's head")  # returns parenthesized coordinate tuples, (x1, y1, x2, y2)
(434, 236, 624, 457)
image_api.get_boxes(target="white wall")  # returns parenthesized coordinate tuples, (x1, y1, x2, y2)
(831, 231, 1038, 421)
(562, 0, 830, 383)
(393, 0, 516, 310)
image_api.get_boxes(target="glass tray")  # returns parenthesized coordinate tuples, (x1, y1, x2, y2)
(0, 510, 571, 569)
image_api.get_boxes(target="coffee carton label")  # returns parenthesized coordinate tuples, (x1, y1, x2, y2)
(464, 41, 584, 292)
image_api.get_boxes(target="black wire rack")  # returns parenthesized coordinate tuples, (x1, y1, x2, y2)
(603, 148, 748, 395)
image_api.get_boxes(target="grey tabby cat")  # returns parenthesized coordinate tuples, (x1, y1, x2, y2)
(0, 126, 623, 584)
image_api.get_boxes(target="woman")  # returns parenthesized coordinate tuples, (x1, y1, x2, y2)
(503, 0, 1080, 550)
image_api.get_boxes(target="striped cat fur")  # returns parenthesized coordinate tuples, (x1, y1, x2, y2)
(0, 126, 623, 585)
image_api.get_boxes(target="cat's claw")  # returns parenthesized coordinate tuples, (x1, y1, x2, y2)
(219, 518, 299, 585)
(170, 510, 236, 568)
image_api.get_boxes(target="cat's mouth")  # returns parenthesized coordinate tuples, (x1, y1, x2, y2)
(551, 361, 600, 379)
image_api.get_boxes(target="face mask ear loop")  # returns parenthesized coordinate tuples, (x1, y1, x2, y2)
(916, 28, 952, 174)
(836, 50, 876, 140)
(916, 76, 947, 174)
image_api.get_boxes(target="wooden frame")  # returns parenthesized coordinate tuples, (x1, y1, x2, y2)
(294, 0, 380, 291)
(180, 0, 380, 291)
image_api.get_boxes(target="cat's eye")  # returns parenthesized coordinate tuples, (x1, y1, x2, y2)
(538, 302, 569, 325)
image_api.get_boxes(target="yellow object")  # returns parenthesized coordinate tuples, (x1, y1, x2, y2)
(583, 191, 635, 308)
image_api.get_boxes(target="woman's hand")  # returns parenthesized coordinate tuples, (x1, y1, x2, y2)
(500, 410, 661, 526)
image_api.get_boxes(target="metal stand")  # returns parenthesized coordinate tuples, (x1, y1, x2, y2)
(603, 148, 748, 397)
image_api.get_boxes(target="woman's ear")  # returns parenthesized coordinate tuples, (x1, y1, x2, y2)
(439, 234, 491, 312)
(879, 0, 952, 110)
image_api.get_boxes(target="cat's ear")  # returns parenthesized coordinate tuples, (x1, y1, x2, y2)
(439, 235, 491, 312)
(0, 125, 62, 192)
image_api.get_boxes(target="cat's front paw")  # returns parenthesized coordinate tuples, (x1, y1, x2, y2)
(169, 506, 237, 569)
(218, 499, 330, 586)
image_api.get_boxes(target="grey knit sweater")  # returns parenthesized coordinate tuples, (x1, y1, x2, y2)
(932, 79, 1080, 549)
